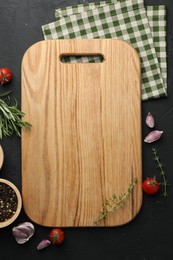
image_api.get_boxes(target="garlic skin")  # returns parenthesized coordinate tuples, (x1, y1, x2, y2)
(37, 239, 51, 250)
(145, 112, 155, 128)
(144, 130, 163, 143)
(12, 222, 35, 244)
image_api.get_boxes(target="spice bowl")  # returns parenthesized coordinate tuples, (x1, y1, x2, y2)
(0, 145, 4, 170)
(0, 178, 22, 228)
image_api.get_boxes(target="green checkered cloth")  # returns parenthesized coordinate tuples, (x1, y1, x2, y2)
(146, 6, 167, 87)
(54, 0, 167, 87)
(42, 0, 167, 101)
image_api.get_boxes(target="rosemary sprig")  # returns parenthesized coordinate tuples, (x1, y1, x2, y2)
(152, 147, 168, 198)
(0, 94, 31, 139)
(93, 178, 138, 225)
(0, 90, 12, 98)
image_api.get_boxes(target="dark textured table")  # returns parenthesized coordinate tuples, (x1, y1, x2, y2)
(0, 0, 173, 259)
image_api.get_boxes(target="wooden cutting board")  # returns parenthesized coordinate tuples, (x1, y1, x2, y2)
(21, 39, 142, 227)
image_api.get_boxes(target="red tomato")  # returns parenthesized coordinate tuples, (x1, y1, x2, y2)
(49, 228, 65, 245)
(142, 177, 160, 195)
(0, 68, 12, 85)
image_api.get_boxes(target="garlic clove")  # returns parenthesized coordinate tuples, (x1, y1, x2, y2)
(145, 112, 155, 128)
(12, 222, 35, 244)
(37, 239, 51, 250)
(144, 130, 163, 143)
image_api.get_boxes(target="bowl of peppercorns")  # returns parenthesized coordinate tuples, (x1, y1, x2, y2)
(0, 178, 22, 228)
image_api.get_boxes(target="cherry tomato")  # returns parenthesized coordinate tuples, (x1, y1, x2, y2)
(142, 177, 160, 195)
(0, 68, 12, 85)
(49, 228, 65, 245)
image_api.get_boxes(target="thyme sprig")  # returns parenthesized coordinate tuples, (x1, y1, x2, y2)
(152, 147, 168, 198)
(93, 178, 138, 225)
(0, 92, 31, 139)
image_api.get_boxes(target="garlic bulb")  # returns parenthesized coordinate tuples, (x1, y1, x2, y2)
(12, 222, 35, 244)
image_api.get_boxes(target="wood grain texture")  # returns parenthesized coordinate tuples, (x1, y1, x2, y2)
(21, 39, 142, 227)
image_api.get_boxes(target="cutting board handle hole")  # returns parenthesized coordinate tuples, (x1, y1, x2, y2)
(60, 54, 104, 63)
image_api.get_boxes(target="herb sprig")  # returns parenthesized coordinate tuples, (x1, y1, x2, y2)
(0, 92, 31, 139)
(93, 178, 138, 225)
(152, 147, 168, 198)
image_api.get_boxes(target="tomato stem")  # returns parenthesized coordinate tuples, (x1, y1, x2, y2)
(0, 69, 10, 85)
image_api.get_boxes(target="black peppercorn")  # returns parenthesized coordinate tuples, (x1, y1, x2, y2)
(0, 183, 18, 222)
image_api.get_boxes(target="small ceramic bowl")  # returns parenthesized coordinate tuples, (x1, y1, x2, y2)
(0, 145, 4, 170)
(0, 178, 22, 228)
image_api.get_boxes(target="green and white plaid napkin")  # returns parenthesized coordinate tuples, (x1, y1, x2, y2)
(42, 0, 167, 101)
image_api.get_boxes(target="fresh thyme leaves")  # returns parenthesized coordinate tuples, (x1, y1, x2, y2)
(152, 148, 168, 198)
(93, 178, 138, 226)
(0, 93, 31, 139)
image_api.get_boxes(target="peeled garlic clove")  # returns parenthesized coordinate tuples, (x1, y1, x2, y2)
(144, 130, 163, 143)
(37, 239, 51, 250)
(145, 112, 155, 128)
(12, 222, 35, 244)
